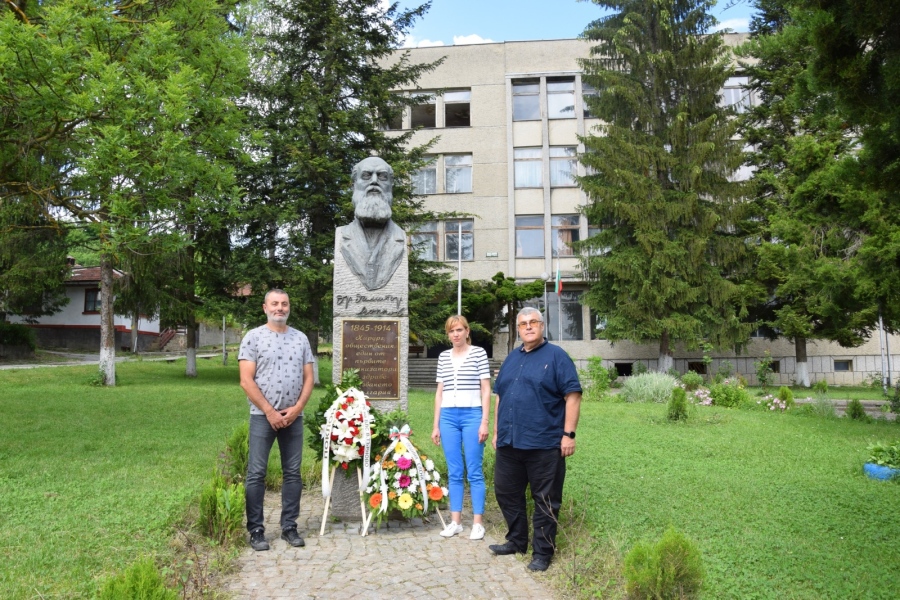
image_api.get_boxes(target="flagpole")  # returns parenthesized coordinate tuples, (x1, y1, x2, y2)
(556, 257, 562, 341)
(457, 221, 462, 316)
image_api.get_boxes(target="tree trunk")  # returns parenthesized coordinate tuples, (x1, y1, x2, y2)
(795, 336, 810, 387)
(99, 254, 116, 386)
(308, 294, 320, 385)
(658, 330, 673, 373)
(185, 319, 197, 378)
(131, 309, 139, 353)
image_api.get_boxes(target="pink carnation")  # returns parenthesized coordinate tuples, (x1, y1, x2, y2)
(399, 474, 411, 488)
(397, 456, 412, 470)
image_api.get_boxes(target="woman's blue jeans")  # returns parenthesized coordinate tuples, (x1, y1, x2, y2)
(246, 414, 304, 532)
(439, 406, 486, 514)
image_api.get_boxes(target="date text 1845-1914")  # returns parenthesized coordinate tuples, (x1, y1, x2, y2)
(341, 319, 400, 400)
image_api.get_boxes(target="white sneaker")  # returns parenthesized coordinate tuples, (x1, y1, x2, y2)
(440, 522, 464, 538)
(469, 523, 485, 540)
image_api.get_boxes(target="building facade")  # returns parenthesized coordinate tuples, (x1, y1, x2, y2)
(389, 36, 900, 386)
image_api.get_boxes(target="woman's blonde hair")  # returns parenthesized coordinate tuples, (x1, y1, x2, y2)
(445, 314, 472, 344)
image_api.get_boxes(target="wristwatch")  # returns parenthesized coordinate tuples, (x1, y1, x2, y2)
(563, 431, 576, 439)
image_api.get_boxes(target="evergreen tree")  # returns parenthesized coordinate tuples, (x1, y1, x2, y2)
(578, 0, 755, 372)
(738, 0, 874, 387)
(234, 0, 440, 352)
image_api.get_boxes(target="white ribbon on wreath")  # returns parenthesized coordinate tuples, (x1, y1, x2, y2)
(320, 387, 373, 498)
(375, 424, 430, 515)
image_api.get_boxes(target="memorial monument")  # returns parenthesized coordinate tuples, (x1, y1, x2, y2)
(329, 156, 409, 521)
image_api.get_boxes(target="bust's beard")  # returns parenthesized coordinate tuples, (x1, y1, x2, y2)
(353, 190, 393, 227)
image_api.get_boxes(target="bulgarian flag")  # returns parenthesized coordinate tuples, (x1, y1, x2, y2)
(555, 262, 562, 295)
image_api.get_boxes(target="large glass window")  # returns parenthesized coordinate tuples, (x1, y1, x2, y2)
(719, 76, 755, 114)
(552, 215, 580, 257)
(547, 77, 575, 119)
(550, 146, 577, 187)
(412, 158, 436, 195)
(514, 147, 543, 188)
(546, 290, 583, 340)
(445, 219, 474, 261)
(512, 80, 540, 121)
(410, 93, 436, 128)
(586, 224, 610, 256)
(590, 311, 607, 340)
(410, 222, 438, 260)
(515, 215, 544, 257)
(84, 288, 101, 312)
(582, 83, 598, 118)
(445, 154, 473, 193)
(444, 90, 471, 127)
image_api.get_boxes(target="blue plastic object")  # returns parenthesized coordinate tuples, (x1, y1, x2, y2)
(863, 463, 900, 480)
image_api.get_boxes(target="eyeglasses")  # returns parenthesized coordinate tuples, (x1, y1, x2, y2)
(517, 319, 543, 329)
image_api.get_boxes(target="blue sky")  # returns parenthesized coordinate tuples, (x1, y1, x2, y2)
(400, 0, 756, 47)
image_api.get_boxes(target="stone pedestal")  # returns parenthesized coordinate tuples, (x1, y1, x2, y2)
(328, 224, 408, 519)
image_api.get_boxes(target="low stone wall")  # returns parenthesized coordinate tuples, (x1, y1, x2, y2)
(0, 344, 34, 360)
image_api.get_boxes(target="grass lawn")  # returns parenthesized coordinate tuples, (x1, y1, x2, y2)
(0, 359, 325, 599)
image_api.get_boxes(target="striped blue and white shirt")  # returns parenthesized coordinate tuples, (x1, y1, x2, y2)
(436, 345, 491, 407)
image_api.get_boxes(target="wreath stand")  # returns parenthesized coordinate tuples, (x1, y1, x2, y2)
(319, 464, 369, 537)
(360, 495, 448, 537)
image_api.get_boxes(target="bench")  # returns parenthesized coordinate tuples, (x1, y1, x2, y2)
(409, 345, 425, 358)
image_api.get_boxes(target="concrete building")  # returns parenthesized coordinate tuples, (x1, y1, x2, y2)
(389, 36, 900, 386)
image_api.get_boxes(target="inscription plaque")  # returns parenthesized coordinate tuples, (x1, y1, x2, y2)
(341, 319, 400, 400)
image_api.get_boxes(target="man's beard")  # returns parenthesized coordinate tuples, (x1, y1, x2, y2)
(266, 310, 289, 325)
(353, 189, 393, 227)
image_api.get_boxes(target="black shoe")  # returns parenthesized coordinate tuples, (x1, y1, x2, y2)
(527, 556, 551, 572)
(249, 529, 269, 551)
(489, 542, 523, 556)
(281, 528, 305, 547)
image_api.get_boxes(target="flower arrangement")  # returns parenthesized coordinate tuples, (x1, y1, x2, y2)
(318, 387, 375, 496)
(363, 425, 448, 526)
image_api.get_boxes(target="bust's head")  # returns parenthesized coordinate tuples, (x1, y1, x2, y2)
(351, 156, 394, 227)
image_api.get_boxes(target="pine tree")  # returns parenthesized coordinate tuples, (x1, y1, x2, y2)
(738, 0, 875, 387)
(234, 0, 440, 352)
(578, 0, 755, 372)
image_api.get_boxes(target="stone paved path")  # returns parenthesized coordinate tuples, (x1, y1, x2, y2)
(219, 491, 557, 600)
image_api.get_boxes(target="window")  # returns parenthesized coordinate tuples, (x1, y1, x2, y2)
(583, 83, 598, 118)
(771, 361, 781, 374)
(550, 146, 577, 187)
(546, 290, 583, 340)
(585, 224, 610, 256)
(412, 159, 436, 195)
(384, 93, 404, 130)
(444, 90, 471, 127)
(514, 147, 542, 188)
(614, 363, 633, 377)
(84, 288, 101, 312)
(410, 93, 436, 128)
(445, 154, 473, 193)
(445, 219, 474, 261)
(547, 77, 575, 119)
(552, 215, 580, 257)
(410, 222, 438, 260)
(834, 359, 853, 372)
(750, 325, 778, 338)
(719, 76, 755, 114)
(515, 215, 544, 257)
(687, 362, 708, 375)
(590, 311, 607, 340)
(512, 80, 540, 121)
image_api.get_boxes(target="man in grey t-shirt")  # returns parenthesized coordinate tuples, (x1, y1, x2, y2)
(238, 289, 315, 551)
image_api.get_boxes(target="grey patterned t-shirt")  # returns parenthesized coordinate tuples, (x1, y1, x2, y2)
(238, 325, 315, 415)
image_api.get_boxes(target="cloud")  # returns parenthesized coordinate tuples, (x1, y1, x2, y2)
(452, 34, 495, 45)
(402, 35, 446, 48)
(713, 18, 750, 32)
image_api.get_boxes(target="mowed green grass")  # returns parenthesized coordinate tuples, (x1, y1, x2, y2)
(0, 360, 273, 599)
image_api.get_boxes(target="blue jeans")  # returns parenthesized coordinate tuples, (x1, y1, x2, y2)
(246, 414, 304, 532)
(439, 407, 486, 515)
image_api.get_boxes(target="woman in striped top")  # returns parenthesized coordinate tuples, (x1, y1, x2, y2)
(431, 315, 491, 540)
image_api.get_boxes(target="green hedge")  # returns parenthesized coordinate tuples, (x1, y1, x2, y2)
(0, 322, 36, 351)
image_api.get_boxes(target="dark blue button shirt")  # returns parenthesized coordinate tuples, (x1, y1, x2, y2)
(493, 338, 582, 450)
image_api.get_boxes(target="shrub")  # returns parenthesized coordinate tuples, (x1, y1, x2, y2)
(867, 440, 900, 469)
(708, 379, 752, 408)
(633, 361, 649, 376)
(224, 422, 249, 483)
(846, 398, 868, 421)
(620, 373, 678, 404)
(98, 557, 177, 600)
(199, 471, 246, 544)
(0, 321, 36, 351)
(812, 379, 828, 396)
(667, 388, 689, 422)
(579, 356, 612, 402)
(624, 526, 704, 600)
(776, 386, 795, 409)
(608, 365, 621, 387)
(754, 351, 775, 390)
(680, 371, 703, 392)
(715, 360, 734, 381)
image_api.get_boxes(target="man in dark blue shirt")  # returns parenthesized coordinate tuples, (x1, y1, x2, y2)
(490, 307, 582, 572)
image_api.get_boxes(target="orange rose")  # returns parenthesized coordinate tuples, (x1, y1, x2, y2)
(415, 503, 423, 511)
(369, 493, 382, 508)
(428, 486, 443, 501)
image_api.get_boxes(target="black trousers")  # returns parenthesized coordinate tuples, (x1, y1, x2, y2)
(494, 446, 566, 559)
